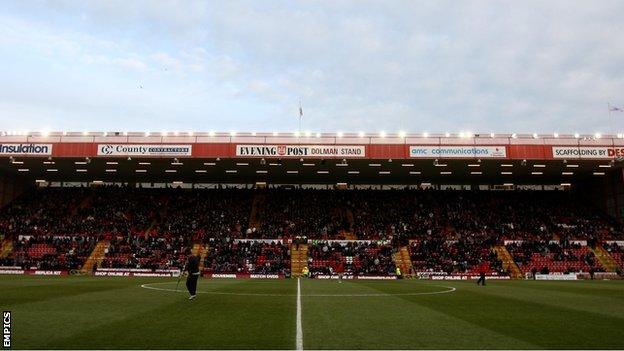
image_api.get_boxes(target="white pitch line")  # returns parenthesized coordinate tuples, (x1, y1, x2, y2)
(139, 282, 457, 297)
(296, 278, 303, 351)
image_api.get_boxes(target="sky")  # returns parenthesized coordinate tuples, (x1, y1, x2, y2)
(0, 0, 623, 135)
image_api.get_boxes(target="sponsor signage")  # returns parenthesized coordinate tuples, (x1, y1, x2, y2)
(94, 271, 178, 277)
(236, 145, 366, 158)
(210, 273, 237, 279)
(0, 268, 66, 276)
(204, 273, 284, 279)
(577, 272, 621, 280)
(552, 146, 624, 159)
(234, 239, 284, 244)
(605, 240, 624, 247)
(314, 275, 355, 280)
(249, 274, 280, 279)
(313, 275, 396, 280)
(0, 268, 24, 275)
(97, 144, 192, 156)
(94, 268, 181, 277)
(430, 275, 511, 280)
(356, 275, 398, 280)
(535, 273, 578, 281)
(409, 146, 506, 158)
(0, 143, 52, 155)
(32, 270, 63, 276)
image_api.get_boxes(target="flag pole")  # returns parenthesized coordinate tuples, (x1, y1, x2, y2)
(299, 101, 303, 134)
(608, 102, 613, 137)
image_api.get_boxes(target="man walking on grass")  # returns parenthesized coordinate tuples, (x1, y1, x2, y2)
(186, 253, 201, 300)
(476, 270, 486, 286)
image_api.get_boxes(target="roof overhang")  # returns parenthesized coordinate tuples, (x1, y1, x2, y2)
(1, 132, 623, 185)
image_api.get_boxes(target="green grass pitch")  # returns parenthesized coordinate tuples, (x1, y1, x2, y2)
(1, 276, 623, 349)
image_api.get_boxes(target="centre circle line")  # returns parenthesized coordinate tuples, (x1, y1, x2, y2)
(139, 281, 457, 297)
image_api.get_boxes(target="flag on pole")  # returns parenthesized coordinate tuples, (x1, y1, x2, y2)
(609, 105, 623, 112)
(299, 102, 303, 118)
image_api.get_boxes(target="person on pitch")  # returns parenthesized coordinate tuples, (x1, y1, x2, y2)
(336, 262, 345, 283)
(476, 270, 486, 286)
(186, 253, 201, 300)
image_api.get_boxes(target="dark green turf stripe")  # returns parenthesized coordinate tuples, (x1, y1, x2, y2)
(45, 286, 296, 349)
(394, 284, 624, 349)
(454, 281, 624, 320)
(300, 279, 539, 349)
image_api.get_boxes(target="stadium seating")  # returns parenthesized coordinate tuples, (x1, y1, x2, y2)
(506, 241, 602, 273)
(307, 241, 396, 276)
(8, 235, 96, 270)
(100, 235, 190, 270)
(203, 239, 289, 274)
(0, 186, 622, 274)
(603, 242, 624, 270)
(409, 238, 504, 275)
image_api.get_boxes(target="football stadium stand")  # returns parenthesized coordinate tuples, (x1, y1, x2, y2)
(0, 131, 623, 279)
(0, 186, 622, 277)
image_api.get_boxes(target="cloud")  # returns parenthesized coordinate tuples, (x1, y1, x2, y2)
(1, 0, 624, 133)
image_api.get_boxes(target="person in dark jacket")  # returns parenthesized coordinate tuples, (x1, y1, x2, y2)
(186, 254, 200, 300)
(476, 271, 486, 286)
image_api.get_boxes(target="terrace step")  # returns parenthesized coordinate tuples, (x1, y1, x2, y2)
(290, 243, 308, 277)
(494, 245, 523, 279)
(342, 231, 357, 240)
(81, 240, 110, 274)
(590, 246, 619, 272)
(192, 243, 209, 271)
(0, 239, 13, 258)
(392, 246, 414, 278)
(143, 220, 158, 239)
(248, 193, 266, 230)
(199, 244, 209, 271)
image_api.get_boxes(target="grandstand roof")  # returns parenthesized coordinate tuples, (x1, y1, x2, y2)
(1, 132, 623, 185)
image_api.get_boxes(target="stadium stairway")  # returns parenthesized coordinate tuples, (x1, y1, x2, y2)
(199, 244, 208, 270)
(248, 193, 266, 230)
(0, 239, 13, 258)
(392, 246, 414, 278)
(192, 243, 209, 270)
(590, 246, 619, 272)
(81, 240, 110, 273)
(493, 245, 523, 279)
(342, 231, 357, 240)
(290, 243, 308, 277)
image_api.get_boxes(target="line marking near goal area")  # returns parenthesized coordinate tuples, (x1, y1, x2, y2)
(139, 282, 457, 297)
(296, 278, 303, 351)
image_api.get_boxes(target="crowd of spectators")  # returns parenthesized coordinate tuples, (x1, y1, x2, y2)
(252, 189, 352, 239)
(603, 242, 624, 272)
(410, 238, 504, 275)
(308, 241, 396, 276)
(506, 241, 601, 273)
(100, 235, 190, 270)
(5, 235, 97, 270)
(203, 239, 289, 274)
(0, 186, 622, 273)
